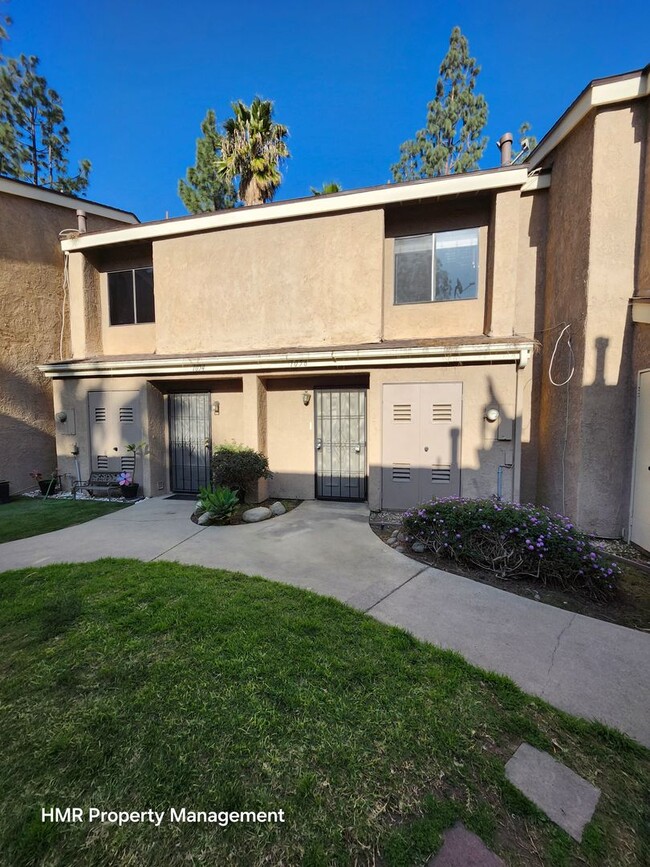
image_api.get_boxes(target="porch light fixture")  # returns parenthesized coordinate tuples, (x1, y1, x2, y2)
(485, 407, 500, 422)
(302, 391, 312, 406)
(213, 400, 220, 415)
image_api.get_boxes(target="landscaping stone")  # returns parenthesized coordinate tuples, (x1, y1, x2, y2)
(394, 545, 406, 553)
(412, 542, 426, 553)
(270, 501, 286, 516)
(428, 822, 504, 866)
(194, 503, 206, 517)
(505, 743, 601, 841)
(197, 512, 213, 526)
(242, 507, 272, 523)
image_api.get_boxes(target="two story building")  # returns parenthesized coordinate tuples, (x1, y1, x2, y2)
(37, 66, 650, 546)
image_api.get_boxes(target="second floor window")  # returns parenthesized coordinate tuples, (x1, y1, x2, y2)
(108, 267, 155, 325)
(394, 228, 479, 304)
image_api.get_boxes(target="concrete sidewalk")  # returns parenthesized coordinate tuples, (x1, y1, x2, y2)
(1, 497, 649, 747)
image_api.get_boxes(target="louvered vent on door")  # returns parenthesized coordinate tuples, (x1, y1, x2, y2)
(431, 465, 451, 483)
(119, 406, 134, 423)
(392, 404, 412, 423)
(432, 404, 452, 422)
(97, 455, 109, 470)
(121, 455, 135, 472)
(392, 463, 411, 482)
(94, 407, 106, 422)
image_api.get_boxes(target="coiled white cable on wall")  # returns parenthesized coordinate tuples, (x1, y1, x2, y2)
(548, 322, 575, 387)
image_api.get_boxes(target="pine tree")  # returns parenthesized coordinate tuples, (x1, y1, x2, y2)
(178, 109, 237, 214)
(0, 49, 91, 193)
(391, 27, 488, 180)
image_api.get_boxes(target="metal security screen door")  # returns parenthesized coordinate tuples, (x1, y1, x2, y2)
(315, 390, 367, 500)
(169, 393, 211, 493)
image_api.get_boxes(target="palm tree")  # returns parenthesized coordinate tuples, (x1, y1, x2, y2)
(310, 181, 342, 196)
(217, 97, 289, 206)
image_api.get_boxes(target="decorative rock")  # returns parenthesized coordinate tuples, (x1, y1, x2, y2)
(242, 506, 273, 523)
(194, 502, 206, 517)
(197, 512, 213, 525)
(394, 545, 406, 553)
(505, 743, 601, 842)
(397, 532, 408, 542)
(412, 542, 426, 553)
(428, 822, 504, 866)
(270, 501, 286, 516)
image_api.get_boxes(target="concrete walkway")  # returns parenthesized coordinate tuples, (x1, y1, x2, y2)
(1, 498, 649, 747)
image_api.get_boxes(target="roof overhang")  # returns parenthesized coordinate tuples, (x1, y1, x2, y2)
(39, 340, 535, 379)
(528, 66, 650, 168)
(59, 166, 530, 253)
(0, 176, 139, 223)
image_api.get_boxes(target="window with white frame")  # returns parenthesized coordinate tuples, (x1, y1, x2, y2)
(394, 228, 479, 304)
(108, 267, 155, 325)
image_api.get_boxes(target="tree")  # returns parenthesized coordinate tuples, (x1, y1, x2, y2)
(310, 181, 342, 196)
(217, 97, 289, 206)
(391, 26, 488, 181)
(0, 51, 91, 193)
(178, 109, 237, 214)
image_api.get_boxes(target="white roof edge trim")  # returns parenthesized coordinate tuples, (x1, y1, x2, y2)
(529, 70, 650, 168)
(521, 173, 551, 192)
(60, 167, 530, 252)
(39, 341, 536, 378)
(0, 177, 138, 223)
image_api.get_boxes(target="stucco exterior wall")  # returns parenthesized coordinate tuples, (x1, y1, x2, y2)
(151, 210, 384, 355)
(0, 193, 127, 494)
(266, 383, 316, 500)
(536, 115, 594, 526)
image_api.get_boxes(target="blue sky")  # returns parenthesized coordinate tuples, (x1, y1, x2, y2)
(7, 1, 649, 221)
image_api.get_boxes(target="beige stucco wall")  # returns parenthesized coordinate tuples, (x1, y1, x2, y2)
(152, 210, 384, 355)
(266, 383, 316, 499)
(0, 193, 127, 493)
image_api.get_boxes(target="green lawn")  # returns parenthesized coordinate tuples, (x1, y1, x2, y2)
(0, 560, 647, 866)
(0, 498, 129, 544)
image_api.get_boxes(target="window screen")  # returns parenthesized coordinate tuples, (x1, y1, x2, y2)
(394, 228, 479, 304)
(108, 267, 155, 325)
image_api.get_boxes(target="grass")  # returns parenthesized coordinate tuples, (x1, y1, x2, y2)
(0, 498, 130, 544)
(0, 560, 648, 866)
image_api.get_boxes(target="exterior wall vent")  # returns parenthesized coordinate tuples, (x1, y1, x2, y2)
(97, 455, 109, 470)
(432, 404, 452, 422)
(392, 463, 411, 482)
(393, 404, 412, 422)
(94, 407, 107, 422)
(121, 455, 135, 472)
(119, 407, 135, 423)
(431, 465, 452, 483)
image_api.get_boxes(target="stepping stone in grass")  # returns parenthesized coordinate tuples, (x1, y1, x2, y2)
(505, 742, 601, 842)
(428, 822, 504, 866)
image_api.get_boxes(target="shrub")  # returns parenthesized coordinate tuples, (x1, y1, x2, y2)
(401, 498, 620, 601)
(198, 486, 240, 524)
(211, 443, 272, 499)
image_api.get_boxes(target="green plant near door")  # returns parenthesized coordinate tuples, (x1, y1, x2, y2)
(125, 441, 148, 495)
(198, 485, 239, 524)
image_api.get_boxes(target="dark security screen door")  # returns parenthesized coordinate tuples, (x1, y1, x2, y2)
(169, 393, 211, 493)
(315, 389, 367, 501)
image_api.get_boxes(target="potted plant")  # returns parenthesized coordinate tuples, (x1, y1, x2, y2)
(125, 440, 148, 496)
(117, 471, 139, 499)
(30, 469, 58, 496)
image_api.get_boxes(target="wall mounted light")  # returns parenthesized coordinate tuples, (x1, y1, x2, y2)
(302, 391, 312, 406)
(71, 443, 79, 456)
(485, 407, 500, 423)
(55, 411, 67, 423)
(213, 400, 220, 415)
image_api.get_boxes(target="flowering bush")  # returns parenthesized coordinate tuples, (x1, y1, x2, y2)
(401, 498, 620, 601)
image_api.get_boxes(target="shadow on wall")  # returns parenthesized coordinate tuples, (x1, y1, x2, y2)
(0, 364, 57, 492)
(536, 331, 636, 537)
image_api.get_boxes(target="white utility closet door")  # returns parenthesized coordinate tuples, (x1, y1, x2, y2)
(88, 390, 142, 476)
(630, 370, 650, 552)
(382, 382, 462, 510)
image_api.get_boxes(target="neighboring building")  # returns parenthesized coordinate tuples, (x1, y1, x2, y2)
(0, 178, 138, 494)
(35, 67, 649, 545)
